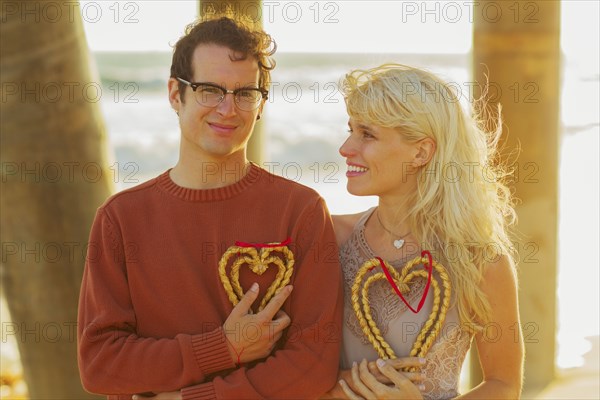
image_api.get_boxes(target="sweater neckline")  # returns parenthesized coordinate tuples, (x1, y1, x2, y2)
(156, 162, 262, 202)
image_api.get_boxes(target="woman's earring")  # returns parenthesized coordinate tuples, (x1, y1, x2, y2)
(256, 114, 261, 121)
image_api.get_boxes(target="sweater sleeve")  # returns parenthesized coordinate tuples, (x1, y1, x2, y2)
(77, 207, 236, 395)
(181, 197, 344, 400)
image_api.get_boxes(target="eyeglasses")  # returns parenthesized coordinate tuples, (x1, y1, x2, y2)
(176, 78, 268, 111)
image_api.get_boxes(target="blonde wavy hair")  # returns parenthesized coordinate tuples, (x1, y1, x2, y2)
(342, 64, 517, 331)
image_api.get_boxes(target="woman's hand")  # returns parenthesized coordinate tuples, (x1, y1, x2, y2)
(339, 359, 425, 400)
(365, 357, 426, 385)
(322, 357, 425, 399)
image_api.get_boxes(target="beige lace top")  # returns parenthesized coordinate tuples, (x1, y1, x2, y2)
(339, 208, 473, 400)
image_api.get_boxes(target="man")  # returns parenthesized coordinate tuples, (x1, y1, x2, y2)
(78, 17, 343, 399)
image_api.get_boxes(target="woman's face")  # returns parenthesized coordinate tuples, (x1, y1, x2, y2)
(339, 118, 422, 198)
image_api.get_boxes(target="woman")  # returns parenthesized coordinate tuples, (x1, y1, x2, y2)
(325, 64, 524, 399)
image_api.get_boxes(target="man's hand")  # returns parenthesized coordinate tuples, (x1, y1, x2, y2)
(223, 283, 292, 364)
(132, 392, 181, 400)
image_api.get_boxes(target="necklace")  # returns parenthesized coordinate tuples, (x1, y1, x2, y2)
(376, 209, 411, 249)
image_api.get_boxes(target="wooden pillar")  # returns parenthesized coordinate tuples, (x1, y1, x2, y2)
(198, 0, 265, 164)
(472, 0, 560, 392)
(1, 1, 111, 397)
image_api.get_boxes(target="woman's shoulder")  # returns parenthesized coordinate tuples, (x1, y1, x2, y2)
(479, 254, 518, 295)
(332, 211, 370, 246)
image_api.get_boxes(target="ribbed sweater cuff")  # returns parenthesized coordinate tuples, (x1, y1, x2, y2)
(181, 383, 217, 400)
(191, 327, 235, 375)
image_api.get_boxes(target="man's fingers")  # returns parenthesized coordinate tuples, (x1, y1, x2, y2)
(231, 282, 259, 317)
(259, 285, 293, 319)
(266, 328, 284, 347)
(273, 309, 290, 322)
(264, 319, 288, 346)
(271, 310, 291, 330)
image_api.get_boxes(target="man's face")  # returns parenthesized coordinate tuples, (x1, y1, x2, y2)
(169, 44, 263, 164)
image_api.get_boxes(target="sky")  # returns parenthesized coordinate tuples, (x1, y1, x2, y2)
(80, 0, 471, 53)
(80, 0, 598, 64)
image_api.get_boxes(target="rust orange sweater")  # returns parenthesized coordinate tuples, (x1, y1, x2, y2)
(77, 163, 343, 399)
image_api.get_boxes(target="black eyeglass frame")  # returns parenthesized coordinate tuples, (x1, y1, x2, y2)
(176, 77, 268, 108)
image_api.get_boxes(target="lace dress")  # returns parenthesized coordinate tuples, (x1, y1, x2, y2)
(339, 208, 473, 400)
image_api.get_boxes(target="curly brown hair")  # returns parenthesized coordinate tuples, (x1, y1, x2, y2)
(170, 16, 276, 101)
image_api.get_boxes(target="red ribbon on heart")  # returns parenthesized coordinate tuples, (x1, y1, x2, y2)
(372, 250, 433, 314)
(235, 238, 292, 248)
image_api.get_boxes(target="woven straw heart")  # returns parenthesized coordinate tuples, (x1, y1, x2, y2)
(218, 244, 294, 312)
(352, 253, 451, 368)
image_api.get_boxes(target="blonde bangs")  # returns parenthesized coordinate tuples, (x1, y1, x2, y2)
(342, 65, 420, 131)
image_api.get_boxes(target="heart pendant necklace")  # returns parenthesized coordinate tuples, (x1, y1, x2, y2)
(376, 208, 411, 250)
